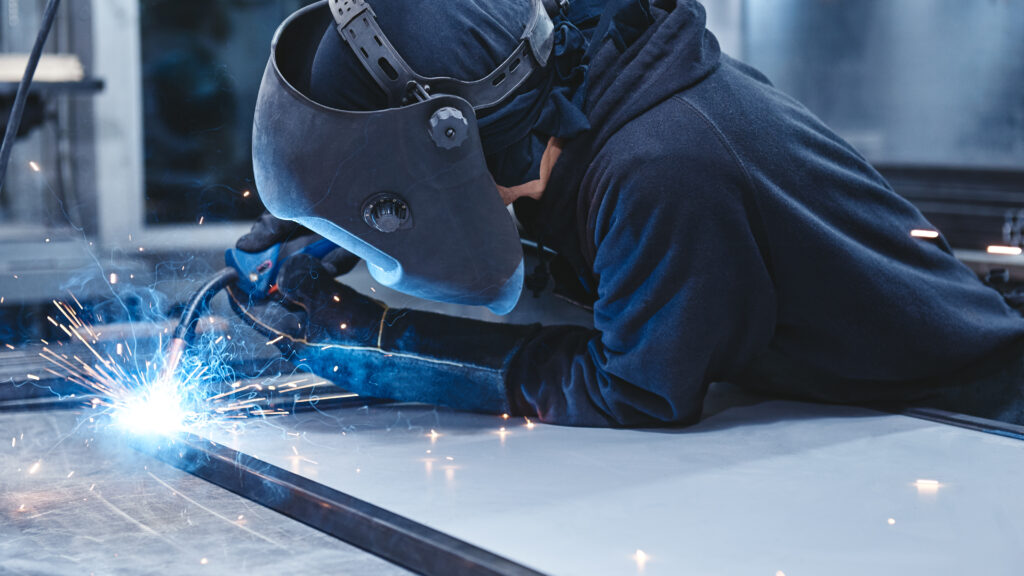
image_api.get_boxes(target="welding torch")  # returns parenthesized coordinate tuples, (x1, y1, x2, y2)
(158, 237, 339, 383)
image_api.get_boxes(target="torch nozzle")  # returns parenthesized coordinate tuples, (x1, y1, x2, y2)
(158, 337, 187, 383)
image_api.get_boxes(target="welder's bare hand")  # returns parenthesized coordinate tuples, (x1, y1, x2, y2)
(227, 253, 386, 351)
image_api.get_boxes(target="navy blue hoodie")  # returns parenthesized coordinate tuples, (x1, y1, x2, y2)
(506, 0, 1024, 426)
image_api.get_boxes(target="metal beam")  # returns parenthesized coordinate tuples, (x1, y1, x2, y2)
(143, 434, 544, 576)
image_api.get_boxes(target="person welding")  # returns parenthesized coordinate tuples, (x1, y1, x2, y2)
(224, 0, 1024, 427)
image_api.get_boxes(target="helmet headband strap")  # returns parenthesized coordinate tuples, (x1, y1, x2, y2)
(328, 0, 557, 110)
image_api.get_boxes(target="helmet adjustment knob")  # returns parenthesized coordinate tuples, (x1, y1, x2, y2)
(429, 107, 469, 149)
(363, 194, 412, 233)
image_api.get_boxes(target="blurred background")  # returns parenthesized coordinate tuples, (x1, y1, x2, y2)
(1, 0, 1022, 344)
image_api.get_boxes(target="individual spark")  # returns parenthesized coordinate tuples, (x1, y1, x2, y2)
(914, 478, 941, 494)
(987, 245, 1023, 256)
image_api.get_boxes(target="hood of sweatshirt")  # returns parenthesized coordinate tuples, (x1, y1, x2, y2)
(524, 0, 722, 278)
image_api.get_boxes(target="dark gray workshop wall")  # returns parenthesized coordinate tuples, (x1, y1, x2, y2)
(742, 0, 1024, 170)
(139, 0, 314, 225)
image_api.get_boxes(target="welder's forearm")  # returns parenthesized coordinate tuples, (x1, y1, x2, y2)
(506, 326, 704, 428)
(296, 309, 541, 414)
(505, 325, 622, 427)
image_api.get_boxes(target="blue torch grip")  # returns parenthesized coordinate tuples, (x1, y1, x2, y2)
(225, 238, 337, 301)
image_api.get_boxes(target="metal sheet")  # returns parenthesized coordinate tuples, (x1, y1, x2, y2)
(183, 397, 1024, 576)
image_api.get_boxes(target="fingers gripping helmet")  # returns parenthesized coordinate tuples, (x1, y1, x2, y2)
(252, 0, 563, 314)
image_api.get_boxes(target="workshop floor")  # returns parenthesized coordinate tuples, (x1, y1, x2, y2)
(0, 408, 410, 576)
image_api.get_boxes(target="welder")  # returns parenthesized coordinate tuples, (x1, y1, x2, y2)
(227, 0, 1024, 427)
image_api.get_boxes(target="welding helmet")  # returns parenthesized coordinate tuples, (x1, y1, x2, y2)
(252, 0, 563, 314)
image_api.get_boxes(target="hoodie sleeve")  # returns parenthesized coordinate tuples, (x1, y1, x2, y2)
(507, 106, 778, 426)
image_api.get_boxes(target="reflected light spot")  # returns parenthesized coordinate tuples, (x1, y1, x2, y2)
(200, 558, 208, 565)
(987, 245, 1023, 256)
(633, 549, 649, 571)
(910, 229, 939, 239)
(109, 273, 118, 285)
(888, 518, 896, 525)
(914, 479, 940, 494)
(29, 161, 40, 172)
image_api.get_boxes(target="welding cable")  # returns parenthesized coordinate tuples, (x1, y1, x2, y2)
(172, 267, 240, 344)
(0, 0, 62, 192)
(159, 267, 240, 381)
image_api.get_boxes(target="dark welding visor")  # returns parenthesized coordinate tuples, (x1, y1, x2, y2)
(252, 0, 561, 314)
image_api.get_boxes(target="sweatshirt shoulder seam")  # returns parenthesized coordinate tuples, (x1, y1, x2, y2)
(669, 93, 774, 273)
(670, 94, 758, 196)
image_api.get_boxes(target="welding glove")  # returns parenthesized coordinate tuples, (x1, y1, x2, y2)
(236, 211, 360, 276)
(226, 253, 540, 414)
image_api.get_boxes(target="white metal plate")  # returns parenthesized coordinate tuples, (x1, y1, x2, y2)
(202, 398, 1024, 576)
